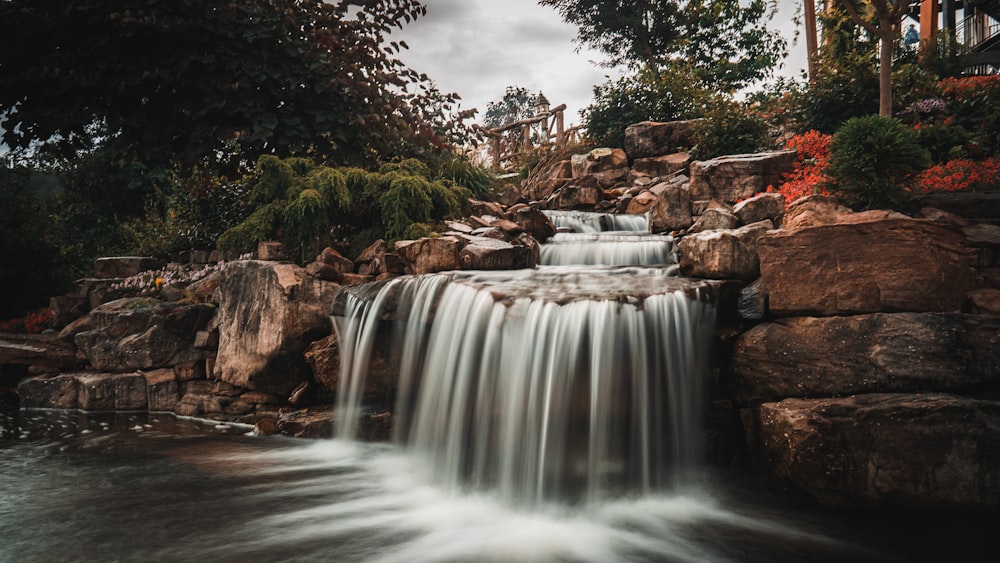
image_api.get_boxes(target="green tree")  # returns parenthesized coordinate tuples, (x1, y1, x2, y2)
(539, 0, 786, 91)
(482, 86, 538, 129)
(833, 0, 910, 116)
(0, 0, 466, 167)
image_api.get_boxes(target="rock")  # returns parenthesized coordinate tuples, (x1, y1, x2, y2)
(689, 151, 797, 204)
(93, 257, 166, 279)
(17, 373, 80, 409)
(570, 148, 628, 178)
(555, 176, 603, 209)
(679, 220, 774, 281)
(214, 260, 339, 396)
(256, 241, 288, 261)
(275, 408, 334, 439)
(143, 368, 180, 411)
(781, 195, 840, 231)
(624, 120, 697, 159)
(49, 295, 89, 329)
(288, 380, 316, 406)
(395, 236, 462, 274)
(968, 288, 1000, 315)
(730, 313, 1000, 404)
(743, 393, 1000, 507)
(356, 239, 387, 264)
(647, 181, 693, 233)
(737, 278, 766, 321)
(733, 193, 785, 226)
(316, 247, 355, 273)
(624, 190, 658, 214)
(187, 270, 222, 304)
(688, 208, 740, 234)
(630, 153, 691, 179)
(917, 207, 971, 227)
(758, 218, 972, 316)
(469, 200, 506, 217)
(77, 372, 148, 411)
(0, 333, 79, 372)
(305, 261, 342, 282)
(460, 238, 536, 270)
(510, 206, 556, 243)
(304, 334, 340, 392)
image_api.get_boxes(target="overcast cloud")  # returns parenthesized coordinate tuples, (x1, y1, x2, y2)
(392, 0, 810, 127)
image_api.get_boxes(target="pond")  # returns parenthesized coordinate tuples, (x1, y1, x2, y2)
(2, 405, 994, 563)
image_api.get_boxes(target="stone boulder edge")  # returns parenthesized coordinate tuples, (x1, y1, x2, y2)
(758, 217, 972, 316)
(214, 260, 339, 397)
(689, 151, 796, 204)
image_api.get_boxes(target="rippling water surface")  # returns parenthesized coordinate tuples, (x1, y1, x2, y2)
(1, 407, 994, 563)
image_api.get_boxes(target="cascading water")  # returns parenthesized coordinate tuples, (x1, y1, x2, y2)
(540, 210, 676, 266)
(335, 211, 715, 507)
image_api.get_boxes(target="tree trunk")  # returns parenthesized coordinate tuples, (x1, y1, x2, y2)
(804, 0, 818, 84)
(878, 16, 894, 117)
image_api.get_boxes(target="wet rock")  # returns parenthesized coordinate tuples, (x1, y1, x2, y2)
(758, 218, 972, 316)
(742, 393, 1000, 507)
(77, 372, 148, 411)
(679, 220, 774, 281)
(460, 238, 536, 270)
(288, 381, 317, 406)
(689, 151, 796, 204)
(733, 193, 785, 226)
(0, 333, 79, 372)
(624, 120, 696, 159)
(214, 261, 338, 396)
(275, 408, 334, 439)
(143, 368, 180, 412)
(968, 289, 1000, 315)
(510, 206, 556, 243)
(647, 180, 693, 233)
(304, 334, 340, 392)
(737, 278, 767, 321)
(17, 373, 80, 409)
(554, 176, 603, 209)
(730, 313, 1000, 404)
(395, 236, 462, 275)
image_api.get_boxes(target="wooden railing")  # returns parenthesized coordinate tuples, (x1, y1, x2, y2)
(477, 104, 584, 169)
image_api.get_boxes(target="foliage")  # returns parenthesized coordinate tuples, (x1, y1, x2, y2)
(539, 0, 785, 92)
(766, 131, 834, 205)
(482, 86, 538, 129)
(788, 53, 879, 134)
(827, 115, 929, 209)
(690, 97, 770, 160)
(914, 158, 1000, 194)
(583, 65, 708, 148)
(0, 307, 53, 334)
(218, 156, 470, 262)
(425, 152, 496, 199)
(0, 0, 471, 167)
(919, 30, 971, 79)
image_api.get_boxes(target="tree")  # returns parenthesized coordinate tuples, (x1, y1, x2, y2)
(833, 0, 910, 116)
(0, 0, 465, 167)
(539, 0, 786, 91)
(482, 86, 538, 129)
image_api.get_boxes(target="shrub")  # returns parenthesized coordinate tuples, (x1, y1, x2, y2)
(827, 116, 930, 209)
(690, 97, 770, 160)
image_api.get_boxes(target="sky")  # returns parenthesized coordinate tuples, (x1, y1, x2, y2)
(391, 0, 811, 129)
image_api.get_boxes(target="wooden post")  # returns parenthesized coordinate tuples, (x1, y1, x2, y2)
(920, 0, 938, 46)
(555, 110, 565, 146)
(805, 0, 818, 83)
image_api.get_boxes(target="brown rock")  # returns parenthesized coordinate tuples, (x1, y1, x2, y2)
(758, 218, 972, 316)
(625, 191, 658, 214)
(469, 200, 506, 217)
(316, 247, 355, 273)
(356, 239, 387, 264)
(77, 372, 148, 411)
(624, 120, 697, 159)
(305, 261, 342, 282)
(689, 151, 796, 204)
(555, 176, 603, 209)
(304, 333, 340, 392)
(214, 261, 338, 396)
(395, 236, 462, 274)
(968, 288, 1000, 315)
(257, 242, 287, 261)
(0, 333, 79, 372)
(570, 148, 628, 178)
(678, 220, 774, 280)
(143, 368, 180, 412)
(688, 208, 740, 234)
(647, 181, 693, 233)
(510, 206, 556, 243)
(732, 193, 785, 226)
(275, 408, 334, 439)
(916, 207, 971, 227)
(743, 393, 1000, 507)
(629, 152, 691, 179)
(781, 195, 840, 231)
(17, 373, 80, 409)
(730, 313, 1000, 404)
(460, 239, 535, 270)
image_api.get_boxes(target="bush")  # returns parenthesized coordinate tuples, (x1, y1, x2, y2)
(788, 55, 879, 134)
(767, 131, 834, 205)
(690, 97, 770, 159)
(915, 157, 1000, 194)
(827, 115, 930, 209)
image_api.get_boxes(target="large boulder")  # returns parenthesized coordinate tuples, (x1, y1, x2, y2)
(758, 217, 972, 316)
(74, 298, 215, 372)
(730, 313, 1000, 404)
(509, 206, 556, 243)
(732, 192, 785, 226)
(629, 153, 691, 180)
(214, 260, 339, 396)
(395, 236, 462, 274)
(624, 120, 697, 159)
(553, 176, 603, 209)
(678, 220, 773, 280)
(570, 147, 628, 178)
(646, 179, 693, 232)
(689, 151, 796, 204)
(77, 372, 148, 411)
(459, 238, 536, 270)
(743, 393, 1000, 507)
(688, 208, 740, 234)
(17, 373, 80, 409)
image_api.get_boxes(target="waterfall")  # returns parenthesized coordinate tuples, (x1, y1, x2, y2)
(543, 210, 649, 233)
(334, 268, 717, 506)
(540, 233, 676, 267)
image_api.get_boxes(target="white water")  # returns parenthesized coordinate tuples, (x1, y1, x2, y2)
(335, 269, 716, 506)
(543, 210, 649, 233)
(540, 232, 676, 266)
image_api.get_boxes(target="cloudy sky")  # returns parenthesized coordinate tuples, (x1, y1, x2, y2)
(391, 0, 810, 128)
